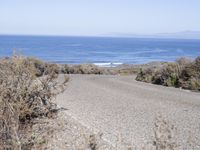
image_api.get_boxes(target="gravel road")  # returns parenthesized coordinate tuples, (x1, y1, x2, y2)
(56, 75, 200, 148)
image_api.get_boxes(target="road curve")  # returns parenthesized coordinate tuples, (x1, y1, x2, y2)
(56, 75, 200, 148)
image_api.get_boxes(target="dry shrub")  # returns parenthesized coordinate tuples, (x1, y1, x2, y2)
(180, 57, 200, 90)
(61, 64, 141, 75)
(176, 57, 192, 66)
(153, 116, 178, 150)
(25, 57, 60, 77)
(61, 64, 103, 74)
(136, 56, 200, 91)
(0, 57, 67, 149)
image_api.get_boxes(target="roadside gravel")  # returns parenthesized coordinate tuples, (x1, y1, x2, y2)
(54, 74, 200, 149)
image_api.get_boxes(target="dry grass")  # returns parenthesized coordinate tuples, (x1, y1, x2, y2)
(0, 56, 67, 149)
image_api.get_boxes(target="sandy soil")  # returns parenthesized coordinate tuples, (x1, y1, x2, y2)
(55, 74, 200, 149)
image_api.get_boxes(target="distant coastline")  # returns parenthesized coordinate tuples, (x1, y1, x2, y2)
(2, 30, 200, 40)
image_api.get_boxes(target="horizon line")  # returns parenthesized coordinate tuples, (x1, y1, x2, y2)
(0, 33, 200, 41)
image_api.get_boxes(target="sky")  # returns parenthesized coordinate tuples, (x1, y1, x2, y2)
(0, 0, 200, 36)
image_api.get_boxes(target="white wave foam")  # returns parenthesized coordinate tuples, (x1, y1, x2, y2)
(94, 62, 123, 67)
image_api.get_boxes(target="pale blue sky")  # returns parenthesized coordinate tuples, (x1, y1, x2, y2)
(0, 0, 200, 36)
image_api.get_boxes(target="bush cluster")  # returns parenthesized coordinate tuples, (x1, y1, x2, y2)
(25, 57, 60, 77)
(136, 57, 200, 91)
(0, 57, 67, 149)
(61, 64, 104, 74)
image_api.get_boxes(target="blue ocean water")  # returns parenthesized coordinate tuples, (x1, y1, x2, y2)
(0, 35, 200, 67)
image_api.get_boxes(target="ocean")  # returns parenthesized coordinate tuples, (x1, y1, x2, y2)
(0, 35, 200, 67)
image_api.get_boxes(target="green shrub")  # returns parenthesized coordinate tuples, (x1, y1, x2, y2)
(159, 63, 180, 87)
(164, 73, 178, 87)
(136, 68, 155, 83)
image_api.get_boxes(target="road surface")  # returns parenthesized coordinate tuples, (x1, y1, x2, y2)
(56, 75, 200, 148)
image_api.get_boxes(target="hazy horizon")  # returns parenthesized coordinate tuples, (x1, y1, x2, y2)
(1, 0, 200, 36)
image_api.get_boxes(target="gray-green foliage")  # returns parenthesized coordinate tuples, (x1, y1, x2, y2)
(136, 57, 200, 91)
